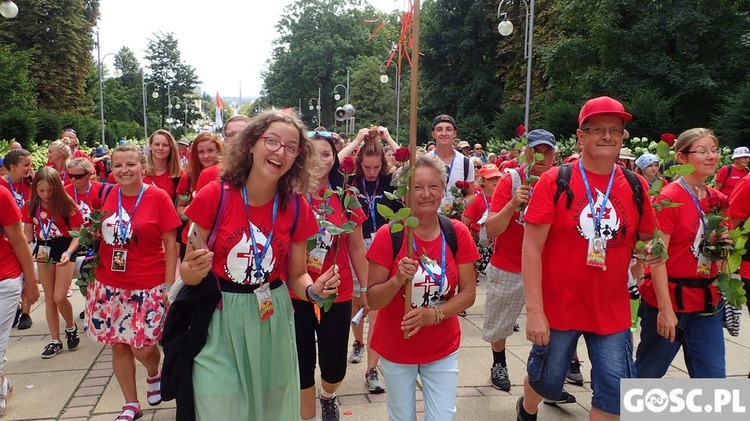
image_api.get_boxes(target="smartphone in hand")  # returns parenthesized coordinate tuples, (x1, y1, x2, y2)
(188, 222, 206, 250)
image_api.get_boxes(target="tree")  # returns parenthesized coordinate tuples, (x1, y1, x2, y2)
(0, 44, 37, 114)
(0, 0, 100, 113)
(713, 78, 750, 149)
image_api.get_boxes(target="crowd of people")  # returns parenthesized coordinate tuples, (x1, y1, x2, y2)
(0, 95, 748, 420)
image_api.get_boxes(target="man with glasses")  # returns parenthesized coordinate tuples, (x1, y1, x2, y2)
(62, 129, 93, 163)
(472, 143, 488, 164)
(429, 114, 475, 216)
(195, 115, 251, 192)
(516, 96, 657, 421)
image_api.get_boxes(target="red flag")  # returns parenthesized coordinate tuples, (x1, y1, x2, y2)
(215, 92, 224, 129)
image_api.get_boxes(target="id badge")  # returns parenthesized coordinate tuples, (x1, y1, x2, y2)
(306, 247, 327, 273)
(586, 236, 607, 270)
(256, 282, 274, 321)
(111, 249, 127, 272)
(696, 254, 711, 276)
(36, 245, 51, 263)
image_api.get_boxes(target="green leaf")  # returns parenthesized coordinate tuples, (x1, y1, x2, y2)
(651, 179, 663, 195)
(635, 241, 645, 250)
(339, 220, 357, 232)
(728, 253, 742, 273)
(656, 141, 671, 160)
(394, 207, 411, 220)
(69, 231, 81, 238)
(404, 216, 419, 228)
(384, 191, 399, 200)
(344, 194, 361, 210)
(319, 204, 335, 215)
(322, 189, 335, 200)
(673, 164, 696, 176)
(377, 203, 395, 219)
(534, 152, 544, 162)
(390, 222, 404, 233)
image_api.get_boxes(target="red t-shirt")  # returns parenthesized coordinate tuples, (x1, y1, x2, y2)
(729, 175, 750, 278)
(73, 149, 94, 163)
(715, 165, 749, 198)
(0, 188, 23, 280)
(0, 176, 31, 211)
(143, 170, 183, 202)
(499, 159, 520, 171)
(463, 190, 490, 232)
(523, 165, 656, 334)
(489, 169, 530, 272)
(64, 181, 104, 225)
(21, 202, 84, 240)
(640, 183, 724, 312)
(290, 194, 366, 303)
(95, 185, 181, 289)
(367, 219, 480, 364)
(195, 164, 220, 192)
(175, 172, 193, 243)
(185, 181, 318, 285)
(94, 160, 107, 180)
(107, 172, 116, 184)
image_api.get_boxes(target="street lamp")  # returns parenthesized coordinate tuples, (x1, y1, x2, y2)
(497, 0, 535, 130)
(96, 31, 124, 147)
(168, 96, 182, 130)
(379, 61, 402, 143)
(308, 87, 321, 126)
(141, 70, 159, 140)
(333, 70, 354, 136)
(0, 1, 18, 18)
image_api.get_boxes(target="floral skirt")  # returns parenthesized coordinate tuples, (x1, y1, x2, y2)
(474, 240, 492, 274)
(84, 280, 165, 348)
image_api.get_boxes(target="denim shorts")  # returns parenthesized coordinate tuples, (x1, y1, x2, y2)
(527, 328, 635, 415)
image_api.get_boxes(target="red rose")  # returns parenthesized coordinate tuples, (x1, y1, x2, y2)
(394, 147, 410, 163)
(455, 180, 470, 191)
(708, 196, 722, 209)
(339, 157, 356, 175)
(515, 125, 526, 137)
(660, 133, 676, 147)
(91, 198, 103, 210)
(720, 197, 731, 211)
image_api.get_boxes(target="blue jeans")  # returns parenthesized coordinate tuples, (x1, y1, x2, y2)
(635, 301, 725, 378)
(527, 328, 634, 415)
(380, 351, 458, 421)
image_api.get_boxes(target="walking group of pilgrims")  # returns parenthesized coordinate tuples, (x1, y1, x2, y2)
(0, 95, 748, 421)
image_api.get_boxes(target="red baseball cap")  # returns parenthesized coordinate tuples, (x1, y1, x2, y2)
(478, 164, 503, 179)
(578, 96, 632, 127)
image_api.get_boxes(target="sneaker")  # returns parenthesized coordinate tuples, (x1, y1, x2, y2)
(11, 305, 21, 328)
(41, 341, 63, 359)
(365, 368, 385, 394)
(65, 325, 80, 351)
(490, 362, 511, 391)
(348, 341, 364, 364)
(458, 310, 467, 317)
(513, 323, 520, 332)
(17, 313, 32, 330)
(543, 388, 577, 405)
(319, 395, 340, 421)
(566, 359, 583, 386)
(79, 310, 85, 320)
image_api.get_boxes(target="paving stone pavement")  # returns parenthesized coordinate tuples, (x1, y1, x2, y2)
(3, 275, 749, 420)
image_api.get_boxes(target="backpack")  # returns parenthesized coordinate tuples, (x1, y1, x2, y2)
(389, 214, 458, 261)
(553, 163, 644, 220)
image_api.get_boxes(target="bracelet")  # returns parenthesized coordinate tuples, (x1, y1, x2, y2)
(62, 251, 72, 258)
(308, 286, 324, 303)
(161, 284, 171, 291)
(359, 287, 368, 293)
(432, 305, 444, 324)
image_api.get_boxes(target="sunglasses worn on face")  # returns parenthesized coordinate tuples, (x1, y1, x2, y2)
(68, 172, 89, 180)
(308, 131, 332, 140)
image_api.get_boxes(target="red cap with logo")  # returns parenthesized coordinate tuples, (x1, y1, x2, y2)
(578, 96, 632, 127)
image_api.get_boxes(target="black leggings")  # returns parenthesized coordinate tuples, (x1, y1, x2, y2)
(292, 299, 351, 389)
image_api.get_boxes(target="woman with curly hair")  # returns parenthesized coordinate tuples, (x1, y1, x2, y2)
(180, 111, 340, 420)
(22, 167, 83, 359)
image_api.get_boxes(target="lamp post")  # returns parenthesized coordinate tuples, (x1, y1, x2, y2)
(96, 31, 123, 147)
(497, 0, 535, 130)
(308, 87, 321, 126)
(0, 0, 18, 18)
(333, 70, 353, 136)
(141, 70, 159, 140)
(168, 96, 182, 131)
(379, 61, 402, 143)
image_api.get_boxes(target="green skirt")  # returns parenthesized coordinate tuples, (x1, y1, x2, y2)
(193, 283, 300, 420)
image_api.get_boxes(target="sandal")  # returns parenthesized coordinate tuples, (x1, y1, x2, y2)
(0, 376, 12, 418)
(115, 403, 142, 421)
(146, 372, 162, 406)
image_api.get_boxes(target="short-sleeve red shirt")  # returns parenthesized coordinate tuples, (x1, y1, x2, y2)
(715, 165, 749, 198)
(488, 169, 530, 272)
(0, 176, 31, 211)
(64, 181, 104, 226)
(463, 190, 490, 232)
(21, 202, 84, 240)
(729, 175, 750, 278)
(0, 188, 23, 280)
(195, 165, 220, 193)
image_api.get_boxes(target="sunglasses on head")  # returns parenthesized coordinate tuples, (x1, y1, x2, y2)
(63, 128, 77, 134)
(308, 131, 332, 140)
(68, 172, 89, 180)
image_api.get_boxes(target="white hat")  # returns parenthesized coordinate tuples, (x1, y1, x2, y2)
(732, 147, 750, 160)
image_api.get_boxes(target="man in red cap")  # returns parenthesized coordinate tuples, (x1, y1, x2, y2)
(516, 97, 658, 421)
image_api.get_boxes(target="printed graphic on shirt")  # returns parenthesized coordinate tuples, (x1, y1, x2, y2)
(573, 187, 628, 246)
(410, 258, 453, 308)
(102, 210, 134, 246)
(690, 217, 704, 258)
(33, 212, 63, 239)
(79, 202, 92, 224)
(224, 225, 275, 285)
(10, 189, 24, 209)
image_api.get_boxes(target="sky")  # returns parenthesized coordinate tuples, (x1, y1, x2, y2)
(96, 0, 406, 100)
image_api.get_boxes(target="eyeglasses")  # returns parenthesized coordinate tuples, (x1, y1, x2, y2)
(474, 166, 482, 170)
(308, 131, 332, 140)
(581, 127, 624, 137)
(475, 147, 483, 151)
(262, 137, 300, 157)
(68, 172, 89, 180)
(685, 147, 720, 157)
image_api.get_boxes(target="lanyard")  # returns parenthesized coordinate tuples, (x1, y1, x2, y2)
(74, 184, 92, 205)
(36, 203, 53, 241)
(362, 177, 380, 231)
(6, 176, 24, 210)
(117, 185, 146, 244)
(430, 150, 455, 193)
(413, 230, 447, 290)
(679, 179, 709, 239)
(578, 159, 616, 236)
(241, 187, 278, 281)
(481, 192, 489, 211)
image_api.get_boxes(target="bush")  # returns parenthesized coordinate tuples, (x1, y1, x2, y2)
(712, 79, 750, 150)
(491, 106, 524, 141)
(0, 108, 37, 148)
(108, 120, 142, 145)
(539, 101, 579, 140)
(36, 108, 62, 142)
(58, 113, 102, 147)
(625, 89, 677, 140)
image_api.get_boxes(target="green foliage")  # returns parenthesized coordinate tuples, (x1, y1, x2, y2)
(539, 101, 579, 140)
(35, 109, 62, 142)
(712, 78, 750, 149)
(624, 89, 677, 140)
(490, 107, 524, 143)
(0, 108, 37, 147)
(0, 44, 37, 114)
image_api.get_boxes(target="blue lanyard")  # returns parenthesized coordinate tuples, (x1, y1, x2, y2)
(430, 150, 455, 193)
(679, 179, 709, 238)
(412, 230, 446, 290)
(74, 184, 92, 205)
(578, 159, 616, 236)
(36, 203, 53, 241)
(117, 185, 146, 244)
(481, 192, 489, 211)
(362, 177, 380, 231)
(241, 187, 278, 281)
(6, 176, 24, 210)
(308, 186, 331, 241)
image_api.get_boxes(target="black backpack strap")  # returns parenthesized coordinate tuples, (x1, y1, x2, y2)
(554, 163, 575, 209)
(463, 156, 470, 181)
(621, 168, 644, 218)
(726, 165, 732, 181)
(390, 221, 404, 261)
(391, 215, 458, 261)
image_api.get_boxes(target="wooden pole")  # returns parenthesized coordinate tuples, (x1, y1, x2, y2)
(404, 0, 420, 339)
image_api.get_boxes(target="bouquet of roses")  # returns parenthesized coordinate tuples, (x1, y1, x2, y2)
(703, 196, 748, 309)
(69, 208, 107, 296)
